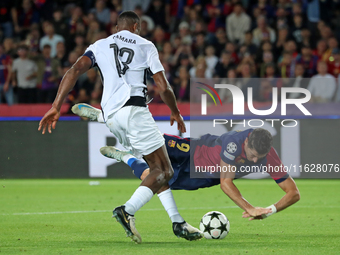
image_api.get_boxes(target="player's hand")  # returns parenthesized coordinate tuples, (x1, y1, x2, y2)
(38, 106, 60, 134)
(242, 207, 271, 221)
(170, 111, 186, 133)
(249, 215, 264, 220)
(242, 211, 264, 221)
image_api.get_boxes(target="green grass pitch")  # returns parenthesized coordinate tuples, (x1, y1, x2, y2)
(1, 179, 339, 254)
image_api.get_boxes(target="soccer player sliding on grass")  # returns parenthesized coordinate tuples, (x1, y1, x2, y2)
(73, 104, 300, 220)
(104, 128, 300, 220)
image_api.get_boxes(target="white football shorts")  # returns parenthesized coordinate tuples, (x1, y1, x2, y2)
(105, 106, 165, 158)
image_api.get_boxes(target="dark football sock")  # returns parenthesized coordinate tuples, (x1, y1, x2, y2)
(127, 158, 149, 180)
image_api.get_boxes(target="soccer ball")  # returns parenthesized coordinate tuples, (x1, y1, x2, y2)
(199, 211, 230, 239)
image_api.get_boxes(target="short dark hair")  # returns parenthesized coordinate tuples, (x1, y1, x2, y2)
(234, 3, 243, 8)
(18, 45, 29, 51)
(221, 50, 231, 55)
(53, 8, 63, 13)
(118, 11, 140, 26)
(134, 5, 142, 11)
(248, 128, 273, 155)
(196, 31, 206, 37)
(295, 63, 305, 69)
(43, 44, 51, 49)
(265, 62, 276, 69)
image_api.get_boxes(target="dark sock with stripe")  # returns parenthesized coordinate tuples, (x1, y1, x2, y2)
(127, 158, 149, 179)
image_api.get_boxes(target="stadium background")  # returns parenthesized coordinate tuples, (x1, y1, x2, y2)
(1, 2, 340, 254)
(1, 0, 340, 179)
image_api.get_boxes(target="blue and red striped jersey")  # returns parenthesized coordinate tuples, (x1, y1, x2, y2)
(191, 129, 289, 183)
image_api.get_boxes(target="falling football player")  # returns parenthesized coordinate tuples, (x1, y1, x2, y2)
(73, 103, 300, 221)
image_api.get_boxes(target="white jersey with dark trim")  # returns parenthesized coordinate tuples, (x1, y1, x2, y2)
(83, 30, 164, 120)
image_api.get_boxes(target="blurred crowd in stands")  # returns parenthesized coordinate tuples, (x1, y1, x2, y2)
(1, 0, 340, 106)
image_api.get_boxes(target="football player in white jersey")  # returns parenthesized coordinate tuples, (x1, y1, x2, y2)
(38, 11, 202, 244)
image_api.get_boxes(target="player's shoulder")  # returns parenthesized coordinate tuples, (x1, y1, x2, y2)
(137, 36, 157, 53)
(135, 33, 154, 45)
(92, 36, 111, 46)
(200, 133, 218, 140)
(128, 31, 154, 46)
(219, 130, 252, 160)
(86, 35, 115, 55)
(219, 129, 253, 145)
(266, 147, 282, 165)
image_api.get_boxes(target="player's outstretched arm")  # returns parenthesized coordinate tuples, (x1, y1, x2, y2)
(219, 159, 271, 218)
(273, 177, 300, 212)
(242, 177, 300, 220)
(38, 56, 92, 134)
(153, 71, 186, 133)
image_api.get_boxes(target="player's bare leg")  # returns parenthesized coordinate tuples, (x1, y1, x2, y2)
(72, 107, 191, 243)
(74, 108, 200, 239)
(140, 145, 173, 192)
(74, 107, 202, 241)
(101, 146, 203, 241)
(112, 146, 172, 244)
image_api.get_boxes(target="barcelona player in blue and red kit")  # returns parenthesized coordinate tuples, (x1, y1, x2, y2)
(101, 128, 300, 221)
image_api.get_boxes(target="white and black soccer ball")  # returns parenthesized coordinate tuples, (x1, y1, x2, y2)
(199, 211, 230, 239)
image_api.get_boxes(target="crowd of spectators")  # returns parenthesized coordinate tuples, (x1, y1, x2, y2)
(1, 0, 340, 106)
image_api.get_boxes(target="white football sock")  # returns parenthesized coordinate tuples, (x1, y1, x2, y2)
(124, 186, 154, 215)
(122, 154, 135, 164)
(98, 112, 105, 123)
(158, 188, 184, 223)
